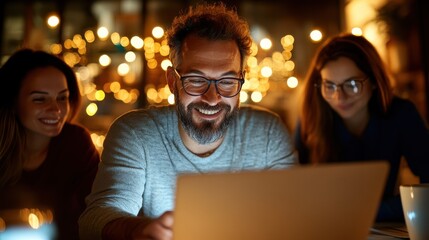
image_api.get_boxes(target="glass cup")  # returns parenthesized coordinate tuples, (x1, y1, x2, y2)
(0, 208, 57, 240)
(400, 184, 429, 240)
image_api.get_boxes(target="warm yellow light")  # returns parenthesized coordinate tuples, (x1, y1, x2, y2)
(260, 66, 273, 78)
(159, 44, 170, 56)
(351, 27, 363, 36)
(145, 51, 155, 60)
(86, 103, 98, 116)
(281, 35, 294, 47)
(161, 85, 172, 99)
(251, 91, 263, 103)
(111, 32, 120, 44)
(250, 42, 258, 56)
(287, 76, 299, 88)
(117, 63, 130, 76)
(82, 82, 96, 95)
(161, 59, 172, 71)
(258, 80, 270, 92)
(167, 94, 175, 105)
(50, 44, 62, 54)
(123, 74, 136, 85)
(84, 30, 95, 43)
(95, 90, 105, 101)
(73, 34, 82, 45)
(97, 27, 109, 40)
(115, 89, 130, 102)
(272, 52, 284, 63)
(125, 51, 136, 62)
(47, 15, 60, 28)
(96, 134, 105, 148)
(260, 38, 272, 50)
(131, 36, 144, 49)
(144, 37, 155, 48)
(152, 26, 165, 39)
(282, 50, 292, 61)
(147, 59, 158, 69)
(77, 66, 90, 81)
(99, 54, 111, 67)
(91, 133, 105, 149)
(120, 36, 130, 47)
(110, 81, 121, 93)
(63, 39, 73, 49)
(130, 89, 140, 101)
(284, 60, 295, 71)
(310, 29, 323, 42)
(247, 56, 258, 68)
(28, 213, 40, 229)
(240, 91, 248, 103)
(154, 42, 161, 53)
(146, 88, 158, 100)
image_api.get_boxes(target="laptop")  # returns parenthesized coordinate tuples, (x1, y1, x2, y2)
(173, 161, 389, 240)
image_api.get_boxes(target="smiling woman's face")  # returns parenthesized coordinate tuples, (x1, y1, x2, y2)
(17, 66, 70, 138)
(320, 56, 374, 120)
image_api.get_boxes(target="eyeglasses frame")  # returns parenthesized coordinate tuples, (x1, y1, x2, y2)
(173, 68, 245, 98)
(315, 77, 369, 98)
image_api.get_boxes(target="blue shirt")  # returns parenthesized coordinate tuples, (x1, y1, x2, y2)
(295, 97, 429, 221)
(79, 105, 297, 239)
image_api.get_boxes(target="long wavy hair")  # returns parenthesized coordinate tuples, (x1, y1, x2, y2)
(165, 2, 253, 70)
(299, 34, 393, 163)
(0, 49, 81, 187)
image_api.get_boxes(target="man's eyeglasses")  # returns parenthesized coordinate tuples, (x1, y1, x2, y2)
(174, 68, 244, 98)
(315, 77, 368, 98)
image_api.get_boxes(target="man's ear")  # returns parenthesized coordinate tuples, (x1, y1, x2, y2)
(166, 66, 176, 94)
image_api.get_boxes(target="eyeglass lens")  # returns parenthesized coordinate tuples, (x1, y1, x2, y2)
(182, 76, 242, 97)
(322, 79, 364, 97)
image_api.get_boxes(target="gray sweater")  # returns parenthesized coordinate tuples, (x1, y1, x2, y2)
(79, 105, 297, 239)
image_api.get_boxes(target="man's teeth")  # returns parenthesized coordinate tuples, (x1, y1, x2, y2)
(198, 108, 220, 115)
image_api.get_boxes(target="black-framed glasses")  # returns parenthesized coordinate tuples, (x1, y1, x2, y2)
(174, 68, 244, 98)
(315, 77, 368, 98)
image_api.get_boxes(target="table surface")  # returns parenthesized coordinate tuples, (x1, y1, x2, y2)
(368, 222, 409, 239)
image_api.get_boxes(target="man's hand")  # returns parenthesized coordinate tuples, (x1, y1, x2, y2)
(132, 211, 174, 240)
(102, 211, 174, 240)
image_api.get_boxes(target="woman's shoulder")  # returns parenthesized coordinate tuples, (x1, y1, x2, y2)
(54, 123, 94, 148)
(60, 122, 91, 137)
(383, 96, 425, 125)
(388, 96, 420, 115)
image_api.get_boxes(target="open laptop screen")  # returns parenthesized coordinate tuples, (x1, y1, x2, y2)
(173, 161, 389, 240)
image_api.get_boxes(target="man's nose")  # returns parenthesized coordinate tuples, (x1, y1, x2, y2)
(202, 82, 221, 104)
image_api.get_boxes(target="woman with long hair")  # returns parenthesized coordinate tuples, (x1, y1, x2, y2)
(0, 49, 100, 239)
(295, 33, 429, 221)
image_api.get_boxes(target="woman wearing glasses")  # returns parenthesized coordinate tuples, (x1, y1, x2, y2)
(295, 34, 429, 221)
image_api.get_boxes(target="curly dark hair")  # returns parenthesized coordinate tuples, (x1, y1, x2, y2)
(166, 2, 253, 70)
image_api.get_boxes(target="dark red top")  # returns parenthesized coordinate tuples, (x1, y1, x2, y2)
(11, 123, 100, 239)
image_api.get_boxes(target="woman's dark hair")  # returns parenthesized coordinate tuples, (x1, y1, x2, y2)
(0, 49, 81, 119)
(0, 48, 81, 187)
(299, 33, 393, 163)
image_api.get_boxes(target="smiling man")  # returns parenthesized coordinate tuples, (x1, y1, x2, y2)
(79, 3, 297, 240)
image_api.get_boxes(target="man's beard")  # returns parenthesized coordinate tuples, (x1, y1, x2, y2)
(176, 93, 238, 145)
